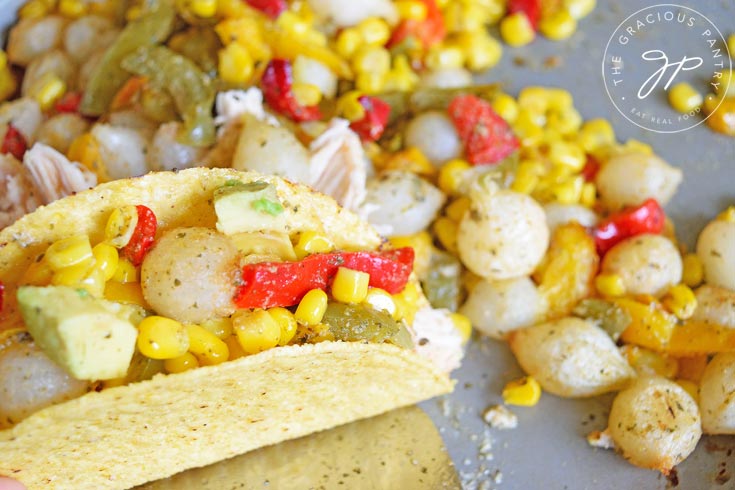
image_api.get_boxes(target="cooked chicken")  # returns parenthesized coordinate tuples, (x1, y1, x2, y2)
(0, 154, 41, 229)
(23, 142, 96, 203)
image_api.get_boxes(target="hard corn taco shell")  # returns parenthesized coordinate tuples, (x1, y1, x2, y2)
(0, 168, 454, 490)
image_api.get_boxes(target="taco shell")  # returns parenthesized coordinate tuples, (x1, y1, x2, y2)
(0, 168, 454, 490)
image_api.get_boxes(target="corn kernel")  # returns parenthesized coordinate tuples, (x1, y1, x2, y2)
(565, 0, 596, 19)
(668, 82, 703, 113)
(450, 312, 472, 343)
(363, 288, 397, 317)
(233, 309, 281, 354)
(186, 324, 229, 365)
(294, 231, 334, 259)
(446, 197, 471, 222)
(104, 281, 149, 308)
(200, 317, 234, 340)
(78, 263, 106, 297)
(190, 0, 217, 18)
(511, 163, 539, 194)
(292, 82, 322, 106)
(353, 46, 391, 75)
(395, 0, 427, 21)
(355, 72, 386, 94)
(596, 273, 626, 297)
(68, 133, 110, 182)
(92, 243, 119, 282)
(500, 13, 535, 47)
(357, 17, 390, 46)
(425, 45, 466, 71)
(551, 176, 584, 204)
(111, 258, 138, 283)
(337, 91, 367, 122)
(546, 107, 582, 135)
(437, 159, 471, 195)
(105, 206, 139, 248)
(383, 55, 419, 93)
(717, 205, 735, 222)
(225, 335, 247, 360)
(682, 253, 704, 287)
(59, 0, 88, 17)
(512, 110, 544, 147)
(491, 93, 519, 123)
(503, 376, 542, 406)
(518, 86, 550, 114)
(389, 231, 432, 278)
(31, 73, 66, 112)
(214, 18, 270, 61)
(137, 316, 190, 360)
(295, 289, 329, 325)
(662, 284, 697, 320)
(269, 307, 298, 346)
(219, 43, 254, 86)
(549, 140, 586, 171)
(22, 256, 53, 286)
(392, 281, 420, 324)
(45, 235, 93, 271)
(457, 31, 502, 71)
(577, 118, 615, 153)
(336, 28, 362, 59)
(623, 138, 653, 155)
(51, 257, 94, 288)
(332, 267, 370, 304)
(164, 352, 199, 374)
(433, 217, 458, 254)
(539, 10, 577, 40)
(580, 182, 597, 207)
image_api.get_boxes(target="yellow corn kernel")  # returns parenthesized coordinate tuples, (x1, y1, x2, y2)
(446, 196, 471, 222)
(623, 138, 653, 155)
(551, 176, 584, 204)
(31, 73, 66, 112)
(511, 162, 540, 194)
(392, 281, 420, 324)
(549, 140, 586, 172)
(218, 43, 254, 86)
(22, 256, 53, 286)
(383, 55, 420, 92)
(382, 146, 435, 177)
(437, 159, 471, 195)
(200, 317, 233, 340)
(335, 27, 362, 59)
(668, 82, 703, 114)
(58, 0, 88, 17)
(662, 284, 698, 320)
(292, 82, 322, 106)
(357, 17, 390, 46)
(577, 118, 615, 153)
(363, 288, 397, 317)
(675, 379, 699, 401)
(580, 182, 596, 207)
(424, 45, 466, 71)
(518, 86, 549, 114)
(267, 307, 298, 346)
(68, 133, 110, 183)
(502, 376, 542, 406)
(547, 107, 582, 135)
(45, 235, 93, 271)
(717, 206, 735, 222)
(564, 0, 596, 19)
(539, 10, 577, 41)
(352, 46, 391, 75)
(294, 231, 334, 259)
(433, 217, 458, 254)
(355, 72, 385, 94)
(337, 91, 366, 122)
(76, 263, 106, 297)
(111, 258, 138, 283)
(105, 206, 138, 248)
(621, 344, 678, 378)
(682, 253, 704, 287)
(595, 273, 626, 297)
(389, 231, 432, 278)
(512, 110, 544, 147)
(232, 309, 281, 354)
(186, 324, 229, 366)
(500, 13, 535, 47)
(164, 352, 199, 374)
(456, 31, 502, 71)
(677, 355, 708, 383)
(395, 0, 427, 20)
(92, 243, 119, 282)
(492, 93, 519, 123)
(295, 289, 329, 325)
(225, 335, 247, 360)
(332, 267, 370, 304)
(19, 0, 51, 19)
(104, 281, 149, 308)
(450, 312, 472, 343)
(137, 316, 190, 360)
(214, 18, 269, 61)
(190, 0, 217, 18)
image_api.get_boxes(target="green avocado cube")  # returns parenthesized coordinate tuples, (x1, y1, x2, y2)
(214, 181, 287, 235)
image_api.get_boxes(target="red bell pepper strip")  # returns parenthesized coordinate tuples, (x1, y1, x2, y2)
(507, 0, 540, 31)
(121, 205, 158, 266)
(245, 0, 287, 19)
(261, 59, 322, 122)
(350, 95, 391, 142)
(386, 0, 445, 49)
(593, 198, 665, 255)
(448, 94, 519, 165)
(1, 124, 27, 160)
(54, 92, 83, 114)
(581, 156, 600, 182)
(234, 247, 414, 309)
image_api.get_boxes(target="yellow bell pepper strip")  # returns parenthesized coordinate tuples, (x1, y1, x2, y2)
(121, 46, 216, 147)
(664, 321, 735, 356)
(617, 297, 677, 350)
(267, 28, 353, 80)
(80, 1, 175, 116)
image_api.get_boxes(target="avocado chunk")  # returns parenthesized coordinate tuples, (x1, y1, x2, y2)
(214, 181, 287, 235)
(17, 286, 140, 381)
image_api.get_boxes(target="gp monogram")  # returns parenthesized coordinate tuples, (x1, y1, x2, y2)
(602, 4, 731, 133)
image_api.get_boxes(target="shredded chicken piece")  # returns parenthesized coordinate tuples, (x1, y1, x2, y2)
(214, 88, 279, 130)
(309, 118, 368, 213)
(410, 305, 464, 373)
(0, 154, 41, 229)
(23, 143, 97, 203)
